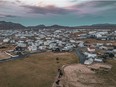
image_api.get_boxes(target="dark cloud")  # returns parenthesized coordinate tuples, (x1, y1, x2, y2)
(70, 1, 116, 15)
(0, 14, 19, 18)
(1, 0, 116, 18)
(5, 15, 18, 18)
(21, 1, 116, 15)
(74, 1, 116, 8)
(22, 5, 72, 15)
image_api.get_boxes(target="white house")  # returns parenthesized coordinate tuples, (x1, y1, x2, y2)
(28, 45, 37, 52)
(84, 58, 93, 65)
(39, 46, 46, 51)
(106, 43, 113, 46)
(44, 40, 51, 46)
(94, 58, 103, 62)
(10, 40, 15, 44)
(78, 42, 84, 47)
(88, 31, 96, 34)
(113, 49, 116, 53)
(87, 47, 95, 52)
(70, 40, 76, 43)
(96, 43, 103, 46)
(99, 46, 108, 50)
(3, 38, 10, 43)
(49, 42, 57, 49)
(62, 45, 73, 51)
(95, 34, 102, 38)
(16, 41, 27, 47)
(97, 31, 108, 35)
(84, 52, 97, 58)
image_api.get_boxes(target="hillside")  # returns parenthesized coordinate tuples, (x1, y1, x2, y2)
(0, 52, 78, 87)
(0, 21, 25, 29)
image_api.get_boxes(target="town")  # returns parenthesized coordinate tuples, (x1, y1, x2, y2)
(0, 28, 116, 64)
(1, 27, 116, 87)
(0, 0, 116, 87)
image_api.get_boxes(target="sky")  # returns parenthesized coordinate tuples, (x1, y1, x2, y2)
(0, 0, 116, 26)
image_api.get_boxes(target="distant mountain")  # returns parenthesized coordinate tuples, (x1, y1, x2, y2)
(0, 21, 116, 30)
(28, 24, 71, 29)
(28, 24, 116, 29)
(91, 23, 116, 27)
(75, 23, 116, 29)
(28, 24, 46, 29)
(0, 21, 25, 29)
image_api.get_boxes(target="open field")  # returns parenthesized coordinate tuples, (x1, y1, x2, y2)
(0, 44, 16, 59)
(0, 52, 78, 87)
(0, 44, 15, 51)
(0, 52, 10, 59)
(84, 39, 116, 45)
(97, 60, 116, 87)
(0, 51, 116, 87)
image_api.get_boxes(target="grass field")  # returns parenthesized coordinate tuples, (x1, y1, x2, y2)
(97, 60, 116, 87)
(0, 52, 78, 87)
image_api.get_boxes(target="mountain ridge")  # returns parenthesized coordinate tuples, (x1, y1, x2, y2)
(0, 21, 116, 29)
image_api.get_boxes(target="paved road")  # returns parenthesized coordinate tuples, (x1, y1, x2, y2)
(75, 47, 86, 64)
(0, 51, 44, 63)
(0, 54, 29, 63)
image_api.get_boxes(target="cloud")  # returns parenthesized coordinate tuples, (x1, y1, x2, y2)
(0, 0, 116, 18)
(69, 1, 116, 15)
(0, 0, 27, 18)
(21, 1, 116, 16)
(0, 0, 7, 5)
(16, 0, 21, 3)
(0, 13, 19, 18)
(5, 15, 18, 18)
(22, 5, 72, 15)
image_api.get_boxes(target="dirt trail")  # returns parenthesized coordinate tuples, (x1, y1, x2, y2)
(52, 63, 112, 87)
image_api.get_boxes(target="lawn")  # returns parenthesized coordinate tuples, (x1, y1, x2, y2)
(0, 52, 78, 87)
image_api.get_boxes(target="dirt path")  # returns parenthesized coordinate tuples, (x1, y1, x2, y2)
(52, 63, 112, 87)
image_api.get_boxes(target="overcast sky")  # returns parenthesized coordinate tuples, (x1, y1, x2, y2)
(0, 0, 116, 26)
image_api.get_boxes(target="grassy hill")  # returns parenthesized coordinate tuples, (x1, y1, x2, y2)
(0, 52, 116, 87)
(0, 52, 78, 87)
